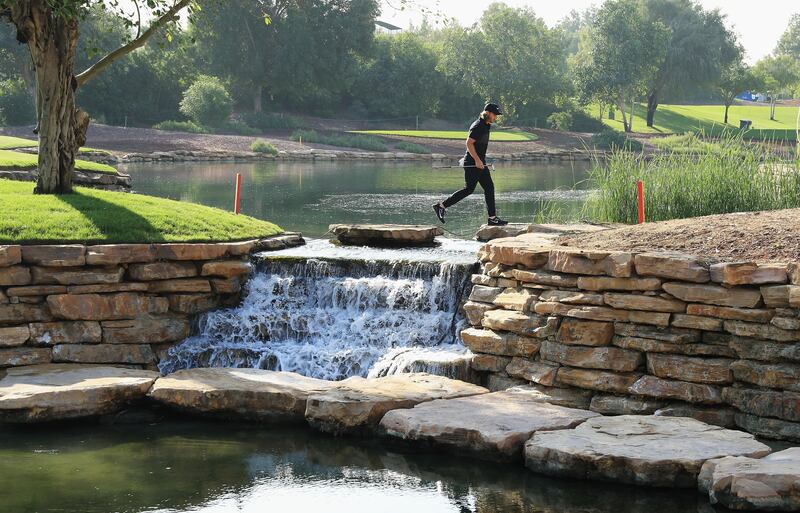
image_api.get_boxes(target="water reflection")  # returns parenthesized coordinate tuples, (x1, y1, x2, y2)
(0, 420, 714, 513)
(119, 161, 591, 237)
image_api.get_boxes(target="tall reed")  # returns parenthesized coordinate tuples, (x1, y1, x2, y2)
(583, 134, 800, 223)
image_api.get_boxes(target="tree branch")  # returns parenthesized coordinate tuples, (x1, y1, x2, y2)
(75, 0, 193, 87)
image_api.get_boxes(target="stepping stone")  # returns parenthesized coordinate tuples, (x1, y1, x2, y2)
(475, 223, 534, 242)
(305, 372, 487, 435)
(380, 386, 600, 460)
(329, 224, 443, 246)
(148, 368, 334, 422)
(524, 415, 771, 488)
(0, 363, 158, 423)
(700, 448, 800, 511)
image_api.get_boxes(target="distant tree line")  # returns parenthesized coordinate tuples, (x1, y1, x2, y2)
(1, 0, 800, 132)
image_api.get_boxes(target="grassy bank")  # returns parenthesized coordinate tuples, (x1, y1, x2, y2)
(0, 179, 282, 244)
(584, 137, 800, 223)
(595, 103, 800, 141)
(0, 150, 118, 175)
(0, 136, 38, 149)
(353, 129, 539, 142)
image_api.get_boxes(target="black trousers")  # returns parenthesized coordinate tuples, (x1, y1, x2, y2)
(442, 166, 496, 217)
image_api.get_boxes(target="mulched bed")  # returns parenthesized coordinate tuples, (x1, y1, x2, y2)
(557, 209, 800, 263)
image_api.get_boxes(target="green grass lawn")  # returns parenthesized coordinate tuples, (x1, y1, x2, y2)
(0, 136, 38, 149)
(0, 149, 118, 175)
(0, 178, 283, 244)
(596, 103, 800, 141)
(0, 135, 111, 154)
(353, 129, 539, 142)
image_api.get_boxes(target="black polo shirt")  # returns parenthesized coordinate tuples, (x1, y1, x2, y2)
(463, 117, 491, 166)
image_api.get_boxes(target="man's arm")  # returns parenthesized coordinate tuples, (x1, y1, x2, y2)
(466, 138, 485, 169)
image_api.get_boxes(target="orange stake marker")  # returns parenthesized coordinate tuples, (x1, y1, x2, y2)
(234, 173, 242, 215)
(637, 180, 645, 224)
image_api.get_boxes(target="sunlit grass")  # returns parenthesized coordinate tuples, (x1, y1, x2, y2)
(0, 149, 118, 175)
(0, 136, 38, 149)
(590, 103, 799, 141)
(0, 178, 283, 243)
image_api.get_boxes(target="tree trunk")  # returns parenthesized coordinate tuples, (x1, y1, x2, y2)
(253, 84, 263, 114)
(11, 0, 88, 194)
(646, 90, 658, 128)
(724, 103, 730, 125)
(629, 96, 635, 132)
(618, 94, 630, 133)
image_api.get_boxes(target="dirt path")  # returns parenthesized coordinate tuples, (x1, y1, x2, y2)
(558, 209, 800, 263)
(1, 124, 593, 156)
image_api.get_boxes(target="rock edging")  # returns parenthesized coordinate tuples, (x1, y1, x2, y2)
(465, 233, 800, 441)
(0, 234, 304, 373)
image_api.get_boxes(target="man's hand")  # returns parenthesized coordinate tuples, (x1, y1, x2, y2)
(476, 160, 485, 170)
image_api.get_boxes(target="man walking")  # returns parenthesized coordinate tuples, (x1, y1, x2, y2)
(433, 103, 508, 226)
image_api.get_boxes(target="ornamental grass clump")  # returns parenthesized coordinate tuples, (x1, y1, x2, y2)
(584, 134, 800, 223)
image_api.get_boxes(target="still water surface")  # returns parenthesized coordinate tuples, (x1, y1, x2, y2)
(120, 161, 591, 237)
(0, 420, 714, 513)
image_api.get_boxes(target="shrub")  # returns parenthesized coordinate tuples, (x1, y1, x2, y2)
(570, 110, 606, 132)
(290, 130, 389, 152)
(395, 141, 431, 154)
(590, 130, 643, 151)
(250, 139, 279, 155)
(0, 79, 35, 126)
(242, 112, 307, 130)
(221, 121, 260, 136)
(179, 75, 232, 128)
(547, 111, 574, 131)
(153, 120, 209, 134)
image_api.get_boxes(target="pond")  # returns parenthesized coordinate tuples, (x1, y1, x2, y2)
(119, 161, 592, 237)
(0, 419, 713, 513)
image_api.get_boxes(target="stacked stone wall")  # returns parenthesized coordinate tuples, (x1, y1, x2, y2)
(465, 238, 800, 441)
(0, 235, 301, 375)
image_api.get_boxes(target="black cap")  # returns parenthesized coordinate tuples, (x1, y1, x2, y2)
(484, 103, 503, 115)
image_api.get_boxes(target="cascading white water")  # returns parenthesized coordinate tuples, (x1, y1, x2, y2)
(159, 248, 478, 381)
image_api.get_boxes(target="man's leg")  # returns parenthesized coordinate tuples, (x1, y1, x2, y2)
(477, 170, 497, 217)
(441, 167, 480, 208)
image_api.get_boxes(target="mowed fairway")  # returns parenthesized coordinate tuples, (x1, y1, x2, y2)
(599, 103, 800, 140)
(353, 129, 539, 142)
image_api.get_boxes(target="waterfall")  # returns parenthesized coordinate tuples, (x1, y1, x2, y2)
(159, 250, 478, 381)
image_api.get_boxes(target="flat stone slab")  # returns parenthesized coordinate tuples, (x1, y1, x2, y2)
(148, 368, 334, 422)
(700, 448, 800, 511)
(305, 372, 487, 435)
(524, 415, 771, 488)
(475, 223, 610, 242)
(329, 224, 443, 246)
(0, 364, 158, 423)
(380, 386, 599, 460)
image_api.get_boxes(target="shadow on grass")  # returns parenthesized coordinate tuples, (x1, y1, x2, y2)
(58, 191, 167, 244)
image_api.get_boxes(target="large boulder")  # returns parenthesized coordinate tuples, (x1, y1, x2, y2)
(148, 368, 333, 422)
(699, 448, 800, 511)
(0, 364, 158, 423)
(380, 386, 599, 460)
(524, 415, 771, 488)
(329, 224, 443, 246)
(305, 372, 487, 435)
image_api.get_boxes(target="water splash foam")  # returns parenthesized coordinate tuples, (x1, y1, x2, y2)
(160, 256, 476, 381)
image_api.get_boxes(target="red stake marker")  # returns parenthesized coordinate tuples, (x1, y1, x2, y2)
(234, 173, 242, 215)
(637, 180, 645, 224)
